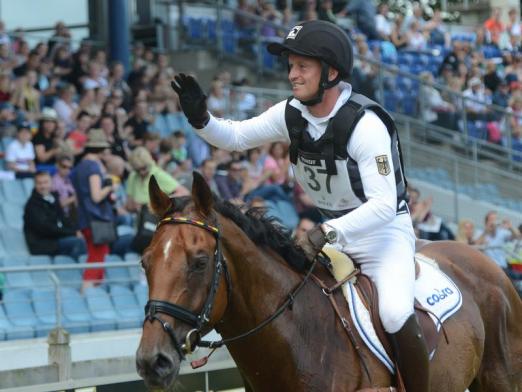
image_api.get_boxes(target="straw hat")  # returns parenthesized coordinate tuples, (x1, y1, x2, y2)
(85, 128, 110, 148)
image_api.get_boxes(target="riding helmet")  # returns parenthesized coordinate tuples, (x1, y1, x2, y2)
(267, 20, 353, 79)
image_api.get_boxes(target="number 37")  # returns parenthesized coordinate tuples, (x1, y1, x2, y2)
(303, 166, 332, 194)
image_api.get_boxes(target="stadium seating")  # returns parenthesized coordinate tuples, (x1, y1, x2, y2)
(3, 290, 37, 338)
(84, 286, 118, 332)
(60, 287, 91, 333)
(110, 285, 142, 329)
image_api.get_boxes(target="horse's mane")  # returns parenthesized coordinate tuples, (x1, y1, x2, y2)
(169, 196, 309, 272)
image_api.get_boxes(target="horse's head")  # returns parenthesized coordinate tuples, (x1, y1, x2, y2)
(136, 172, 229, 390)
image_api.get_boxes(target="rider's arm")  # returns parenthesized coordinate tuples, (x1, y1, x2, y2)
(196, 100, 290, 151)
(325, 111, 400, 244)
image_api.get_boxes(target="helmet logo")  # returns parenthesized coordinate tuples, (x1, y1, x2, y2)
(286, 25, 303, 40)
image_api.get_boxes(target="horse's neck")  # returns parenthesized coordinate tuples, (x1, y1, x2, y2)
(216, 227, 366, 391)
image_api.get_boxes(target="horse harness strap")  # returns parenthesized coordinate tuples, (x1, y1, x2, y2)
(143, 216, 231, 360)
(311, 270, 374, 387)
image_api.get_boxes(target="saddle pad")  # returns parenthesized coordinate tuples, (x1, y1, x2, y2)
(343, 253, 463, 373)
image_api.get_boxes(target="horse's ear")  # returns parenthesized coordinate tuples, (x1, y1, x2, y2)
(192, 171, 213, 217)
(149, 175, 171, 216)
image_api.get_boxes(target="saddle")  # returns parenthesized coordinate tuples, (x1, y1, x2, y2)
(321, 245, 443, 364)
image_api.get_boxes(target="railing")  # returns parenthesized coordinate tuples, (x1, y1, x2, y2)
(0, 260, 144, 339)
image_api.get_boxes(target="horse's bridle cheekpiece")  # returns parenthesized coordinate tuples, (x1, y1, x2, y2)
(143, 216, 230, 360)
(143, 215, 319, 365)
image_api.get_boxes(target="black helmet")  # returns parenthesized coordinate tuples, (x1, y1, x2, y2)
(267, 20, 353, 79)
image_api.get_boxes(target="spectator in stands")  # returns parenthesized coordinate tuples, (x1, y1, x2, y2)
(408, 186, 454, 241)
(424, 9, 450, 47)
(293, 216, 316, 241)
(52, 45, 73, 81)
(0, 73, 13, 104)
(12, 70, 41, 123)
(0, 102, 17, 139)
(215, 159, 246, 205)
(483, 60, 502, 93)
(5, 121, 36, 179)
(70, 129, 116, 291)
(53, 83, 79, 131)
(124, 100, 151, 147)
(492, 79, 511, 109)
(338, 0, 380, 40)
(107, 61, 132, 104)
(352, 35, 378, 99)
(390, 14, 408, 50)
(476, 211, 519, 273)
(23, 170, 86, 260)
(99, 113, 127, 160)
(419, 71, 458, 130)
(463, 77, 490, 122)
(126, 146, 189, 214)
(229, 78, 257, 120)
(33, 107, 61, 170)
(207, 79, 227, 118)
(318, 0, 337, 25)
(51, 154, 77, 218)
(405, 20, 427, 51)
(198, 158, 221, 197)
(66, 110, 91, 157)
(375, 2, 392, 41)
(456, 218, 477, 245)
(13, 50, 40, 78)
(402, 2, 425, 33)
(507, 8, 521, 39)
(484, 7, 505, 47)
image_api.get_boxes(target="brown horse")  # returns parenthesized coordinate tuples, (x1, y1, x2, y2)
(136, 173, 522, 392)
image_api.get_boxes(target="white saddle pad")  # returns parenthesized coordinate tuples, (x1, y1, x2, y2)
(343, 253, 463, 374)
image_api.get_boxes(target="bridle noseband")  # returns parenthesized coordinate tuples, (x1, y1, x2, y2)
(143, 215, 319, 362)
(143, 216, 231, 360)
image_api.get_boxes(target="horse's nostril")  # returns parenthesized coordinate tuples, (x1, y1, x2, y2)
(154, 352, 175, 377)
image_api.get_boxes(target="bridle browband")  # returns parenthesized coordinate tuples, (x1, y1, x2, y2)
(142, 215, 318, 361)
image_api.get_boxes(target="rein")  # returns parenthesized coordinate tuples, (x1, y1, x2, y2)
(142, 215, 319, 366)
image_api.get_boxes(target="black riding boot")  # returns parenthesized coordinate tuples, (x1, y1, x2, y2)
(389, 314, 430, 392)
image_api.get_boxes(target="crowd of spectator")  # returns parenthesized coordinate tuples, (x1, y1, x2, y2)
(0, 3, 520, 292)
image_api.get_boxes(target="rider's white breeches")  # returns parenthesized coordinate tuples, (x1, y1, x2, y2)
(339, 213, 416, 334)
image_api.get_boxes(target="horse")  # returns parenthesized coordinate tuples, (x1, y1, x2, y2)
(136, 173, 522, 391)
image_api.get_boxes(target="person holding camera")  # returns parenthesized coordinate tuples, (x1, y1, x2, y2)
(70, 128, 116, 292)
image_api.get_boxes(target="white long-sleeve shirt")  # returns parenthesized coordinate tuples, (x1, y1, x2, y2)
(196, 83, 403, 245)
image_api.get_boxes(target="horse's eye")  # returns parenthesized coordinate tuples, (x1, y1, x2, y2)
(191, 256, 209, 272)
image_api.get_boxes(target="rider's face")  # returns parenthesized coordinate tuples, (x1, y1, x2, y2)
(288, 53, 322, 102)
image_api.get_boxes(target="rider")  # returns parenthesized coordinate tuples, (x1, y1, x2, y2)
(171, 20, 429, 392)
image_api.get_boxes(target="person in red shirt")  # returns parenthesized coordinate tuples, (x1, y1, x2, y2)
(484, 7, 505, 46)
(66, 110, 91, 157)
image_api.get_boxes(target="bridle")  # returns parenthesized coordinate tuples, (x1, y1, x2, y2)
(142, 215, 318, 361)
(143, 216, 230, 360)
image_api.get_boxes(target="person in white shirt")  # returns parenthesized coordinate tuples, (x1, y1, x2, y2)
(375, 2, 393, 40)
(6, 121, 36, 178)
(170, 20, 429, 392)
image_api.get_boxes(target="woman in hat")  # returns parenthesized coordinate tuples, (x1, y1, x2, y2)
(70, 128, 116, 292)
(34, 107, 60, 172)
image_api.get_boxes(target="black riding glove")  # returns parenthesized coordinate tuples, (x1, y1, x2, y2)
(295, 225, 326, 262)
(170, 73, 210, 129)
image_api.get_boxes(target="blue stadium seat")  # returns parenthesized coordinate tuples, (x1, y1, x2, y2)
(0, 304, 33, 340)
(0, 180, 26, 205)
(383, 91, 402, 112)
(21, 178, 34, 198)
(124, 252, 140, 262)
(0, 229, 30, 256)
(0, 202, 23, 230)
(54, 256, 83, 288)
(33, 288, 89, 335)
(60, 287, 91, 332)
(401, 93, 418, 116)
(3, 290, 36, 338)
(186, 17, 206, 40)
(84, 287, 118, 332)
(133, 284, 148, 311)
(110, 285, 142, 329)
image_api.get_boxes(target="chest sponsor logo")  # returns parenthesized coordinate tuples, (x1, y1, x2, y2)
(298, 156, 321, 166)
(375, 155, 391, 176)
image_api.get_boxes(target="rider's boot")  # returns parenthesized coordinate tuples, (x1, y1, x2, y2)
(389, 314, 430, 392)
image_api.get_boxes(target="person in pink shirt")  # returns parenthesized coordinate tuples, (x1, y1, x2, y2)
(263, 141, 290, 185)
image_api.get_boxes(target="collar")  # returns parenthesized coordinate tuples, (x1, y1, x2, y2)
(288, 82, 352, 127)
